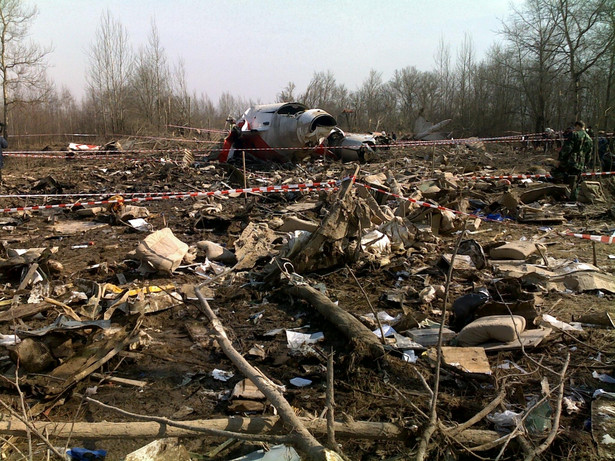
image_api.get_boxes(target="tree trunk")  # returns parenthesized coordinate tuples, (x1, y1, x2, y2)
(286, 285, 385, 360)
(0, 416, 409, 441)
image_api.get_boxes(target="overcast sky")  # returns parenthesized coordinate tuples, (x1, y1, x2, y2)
(30, 0, 513, 104)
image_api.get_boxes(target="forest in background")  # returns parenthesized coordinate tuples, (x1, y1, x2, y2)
(2, 0, 614, 143)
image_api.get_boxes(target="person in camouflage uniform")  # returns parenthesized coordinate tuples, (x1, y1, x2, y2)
(551, 120, 593, 199)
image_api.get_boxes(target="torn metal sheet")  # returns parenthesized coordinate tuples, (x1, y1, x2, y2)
(406, 327, 456, 347)
(211, 369, 234, 382)
(325, 127, 391, 162)
(28, 318, 142, 396)
(285, 330, 324, 350)
(16, 315, 111, 337)
(124, 438, 191, 461)
(234, 222, 277, 270)
(290, 377, 312, 387)
(547, 271, 615, 294)
(127, 218, 151, 232)
(230, 444, 300, 461)
(68, 143, 100, 151)
(413, 115, 452, 140)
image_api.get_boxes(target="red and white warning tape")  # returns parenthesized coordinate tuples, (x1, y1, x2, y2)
(5, 130, 613, 162)
(459, 171, 615, 181)
(5, 150, 182, 157)
(2, 171, 614, 245)
(0, 191, 214, 199)
(358, 181, 615, 244)
(10, 133, 98, 138)
(166, 124, 228, 134)
(355, 181, 488, 221)
(459, 173, 552, 181)
(112, 133, 223, 144)
(562, 232, 615, 244)
(0, 182, 338, 214)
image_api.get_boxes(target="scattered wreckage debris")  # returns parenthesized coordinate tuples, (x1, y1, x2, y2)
(0, 140, 613, 460)
(413, 112, 452, 141)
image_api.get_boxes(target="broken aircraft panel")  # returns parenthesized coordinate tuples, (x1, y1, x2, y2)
(218, 102, 391, 163)
(325, 128, 392, 162)
(413, 115, 452, 141)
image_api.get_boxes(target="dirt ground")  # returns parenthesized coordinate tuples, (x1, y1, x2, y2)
(0, 140, 614, 460)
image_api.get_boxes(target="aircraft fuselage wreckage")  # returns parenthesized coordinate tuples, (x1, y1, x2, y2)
(219, 102, 392, 163)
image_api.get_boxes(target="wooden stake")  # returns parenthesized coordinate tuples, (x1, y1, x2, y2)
(326, 350, 337, 450)
(242, 150, 248, 206)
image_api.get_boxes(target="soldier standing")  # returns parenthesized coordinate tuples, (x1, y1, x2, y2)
(551, 120, 593, 199)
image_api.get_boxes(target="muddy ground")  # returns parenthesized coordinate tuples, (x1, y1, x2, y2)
(0, 140, 614, 460)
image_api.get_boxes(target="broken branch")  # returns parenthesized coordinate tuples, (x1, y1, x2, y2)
(416, 219, 467, 461)
(286, 284, 385, 360)
(0, 414, 410, 441)
(523, 353, 570, 461)
(194, 284, 334, 461)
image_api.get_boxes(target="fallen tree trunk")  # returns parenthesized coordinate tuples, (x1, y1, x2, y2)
(0, 416, 404, 440)
(286, 284, 385, 360)
(0, 416, 499, 449)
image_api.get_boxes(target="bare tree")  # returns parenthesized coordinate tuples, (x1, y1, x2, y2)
(276, 81, 296, 103)
(301, 71, 340, 113)
(389, 66, 422, 126)
(455, 33, 476, 132)
(550, 0, 615, 120)
(501, 0, 563, 132)
(217, 91, 248, 122)
(355, 69, 386, 130)
(86, 10, 133, 134)
(171, 58, 192, 127)
(130, 19, 170, 130)
(602, 32, 615, 128)
(433, 37, 454, 121)
(190, 91, 216, 129)
(0, 0, 51, 138)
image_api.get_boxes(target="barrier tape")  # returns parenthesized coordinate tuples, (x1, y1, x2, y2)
(5, 131, 614, 161)
(11, 133, 97, 138)
(0, 181, 339, 214)
(166, 124, 228, 134)
(357, 181, 615, 245)
(5, 153, 154, 161)
(356, 180, 615, 245)
(0, 191, 215, 199)
(562, 231, 615, 244)
(5, 150, 185, 156)
(355, 181, 490, 221)
(111, 133, 224, 144)
(458, 171, 615, 181)
(3, 172, 613, 245)
(459, 173, 552, 181)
